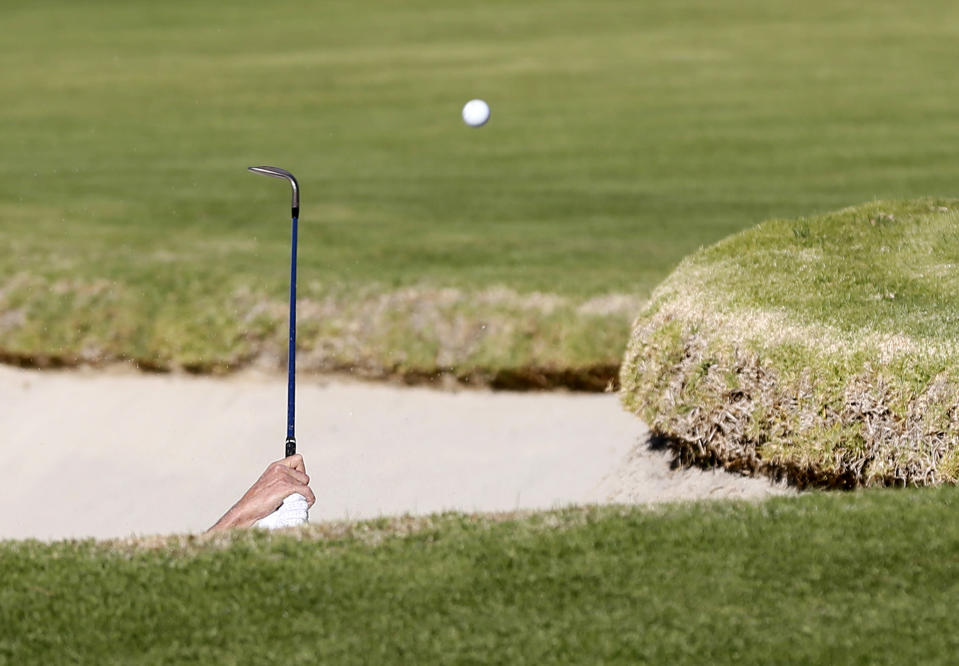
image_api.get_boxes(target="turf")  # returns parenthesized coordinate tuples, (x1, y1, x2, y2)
(3, 0, 959, 378)
(689, 200, 959, 343)
(3, 491, 959, 663)
(621, 200, 959, 486)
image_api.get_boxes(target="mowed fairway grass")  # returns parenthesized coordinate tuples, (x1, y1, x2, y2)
(4, 491, 959, 664)
(2, 0, 959, 381)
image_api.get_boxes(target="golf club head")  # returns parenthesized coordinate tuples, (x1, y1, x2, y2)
(248, 166, 299, 218)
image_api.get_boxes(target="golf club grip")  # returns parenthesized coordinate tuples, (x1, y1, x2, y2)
(286, 437, 296, 457)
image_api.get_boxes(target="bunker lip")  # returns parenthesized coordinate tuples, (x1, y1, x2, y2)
(0, 279, 640, 394)
(653, 432, 865, 491)
(0, 352, 620, 392)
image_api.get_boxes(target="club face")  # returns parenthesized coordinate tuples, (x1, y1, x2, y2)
(248, 165, 299, 213)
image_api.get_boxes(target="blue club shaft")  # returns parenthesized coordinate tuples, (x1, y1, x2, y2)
(247, 166, 300, 459)
(286, 215, 298, 457)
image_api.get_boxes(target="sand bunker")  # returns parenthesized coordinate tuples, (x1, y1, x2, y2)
(0, 365, 791, 541)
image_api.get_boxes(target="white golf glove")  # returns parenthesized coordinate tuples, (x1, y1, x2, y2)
(255, 492, 309, 529)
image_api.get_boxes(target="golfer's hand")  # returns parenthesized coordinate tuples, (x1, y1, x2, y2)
(208, 454, 316, 531)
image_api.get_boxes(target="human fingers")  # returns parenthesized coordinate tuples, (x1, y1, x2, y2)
(275, 464, 309, 486)
(263, 457, 309, 484)
(264, 467, 312, 504)
(293, 483, 316, 507)
(279, 453, 307, 475)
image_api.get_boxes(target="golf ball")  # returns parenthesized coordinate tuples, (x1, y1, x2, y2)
(462, 99, 490, 127)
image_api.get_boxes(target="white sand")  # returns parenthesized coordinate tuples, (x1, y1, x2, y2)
(0, 365, 791, 541)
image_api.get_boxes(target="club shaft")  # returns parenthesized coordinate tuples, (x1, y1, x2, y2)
(286, 215, 298, 456)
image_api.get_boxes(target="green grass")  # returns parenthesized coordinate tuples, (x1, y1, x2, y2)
(693, 199, 959, 343)
(621, 200, 959, 486)
(3, 0, 959, 378)
(4, 491, 959, 663)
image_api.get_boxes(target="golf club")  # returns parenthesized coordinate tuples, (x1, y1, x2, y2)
(248, 165, 309, 529)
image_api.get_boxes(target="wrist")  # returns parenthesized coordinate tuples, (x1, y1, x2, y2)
(209, 503, 254, 531)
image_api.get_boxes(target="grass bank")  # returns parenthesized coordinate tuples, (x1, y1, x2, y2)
(4, 1, 959, 385)
(0, 276, 632, 390)
(4, 491, 959, 663)
(621, 199, 959, 486)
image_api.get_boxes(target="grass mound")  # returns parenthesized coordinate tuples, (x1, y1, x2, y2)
(621, 199, 959, 488)
(5, 493, 959, 663)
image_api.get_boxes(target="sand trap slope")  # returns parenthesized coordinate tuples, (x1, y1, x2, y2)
(0, 366, 789, 541)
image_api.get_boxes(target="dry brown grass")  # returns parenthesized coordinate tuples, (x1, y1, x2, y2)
(0, 279, 639, 390)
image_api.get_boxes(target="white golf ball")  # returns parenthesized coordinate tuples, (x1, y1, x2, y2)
(462, 99, 490, 127)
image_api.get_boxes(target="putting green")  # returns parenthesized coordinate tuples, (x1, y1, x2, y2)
(621, 199, 959, 487)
